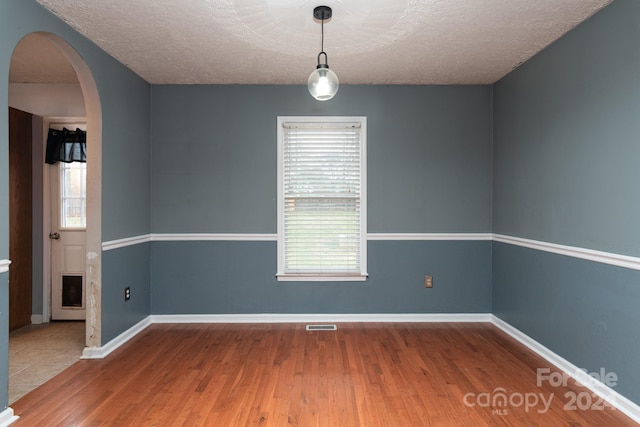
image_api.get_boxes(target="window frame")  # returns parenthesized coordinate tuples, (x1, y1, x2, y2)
(277, 116, 368, 282)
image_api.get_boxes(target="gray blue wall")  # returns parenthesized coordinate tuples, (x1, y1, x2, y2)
(151, 240, 492, 314)
(150, 85, 493, 234)
(493, 0, 640, 405)
(493, 0, 640, 256)
(150, 85, 493, 314)
(102, 244, 151, 342)
(97, 36, 151, 342)
(493, 244, 640, 404)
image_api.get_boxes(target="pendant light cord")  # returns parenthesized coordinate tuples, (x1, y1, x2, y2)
(321, 16, 325, 53)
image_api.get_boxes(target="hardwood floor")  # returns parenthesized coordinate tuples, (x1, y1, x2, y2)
(11, 323, 637, 426)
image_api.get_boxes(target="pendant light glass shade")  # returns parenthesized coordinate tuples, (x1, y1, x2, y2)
(308, 64, 339, 101)
(309, 6, 338, 101)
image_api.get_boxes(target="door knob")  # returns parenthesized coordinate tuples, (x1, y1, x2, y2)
(49, 232, 61, 240)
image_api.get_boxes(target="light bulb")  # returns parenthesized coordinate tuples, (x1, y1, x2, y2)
(308, 67, 339, 101)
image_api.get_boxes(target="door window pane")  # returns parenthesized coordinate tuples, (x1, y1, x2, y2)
(60, 162, 86, 228)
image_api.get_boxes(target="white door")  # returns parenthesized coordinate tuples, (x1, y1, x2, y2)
(49, 125, 87, 320)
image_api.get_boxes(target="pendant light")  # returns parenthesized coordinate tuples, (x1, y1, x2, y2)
(308, 6, 339, 101)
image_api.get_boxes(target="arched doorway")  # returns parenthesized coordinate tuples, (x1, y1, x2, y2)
(8, 32, 102, 349)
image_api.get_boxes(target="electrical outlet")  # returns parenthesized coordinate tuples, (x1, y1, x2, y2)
(124, 287, 131, 301)
(424, 275, 433, 288)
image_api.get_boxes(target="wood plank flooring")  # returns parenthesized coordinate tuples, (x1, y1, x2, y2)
(11, 323, 638, 426)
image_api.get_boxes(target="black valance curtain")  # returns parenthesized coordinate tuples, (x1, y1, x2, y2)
(45, 127, 86, 164)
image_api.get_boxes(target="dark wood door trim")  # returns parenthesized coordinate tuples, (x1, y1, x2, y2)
(9, 107, 33, 331)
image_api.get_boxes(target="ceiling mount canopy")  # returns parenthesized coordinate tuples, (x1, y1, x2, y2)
(313, 5, 332, 21)
(308, 5, 339, 101)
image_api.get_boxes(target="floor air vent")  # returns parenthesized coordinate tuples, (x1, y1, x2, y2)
(306, 324, 337, 331)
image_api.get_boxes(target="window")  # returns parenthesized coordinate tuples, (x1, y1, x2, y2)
(277, 116, 367, 281)
(60, 161, 86, 228)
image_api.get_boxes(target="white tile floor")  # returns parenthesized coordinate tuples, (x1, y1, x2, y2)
(9, 321, 85, 404)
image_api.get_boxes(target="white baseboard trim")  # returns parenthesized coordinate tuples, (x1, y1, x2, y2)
(87, 313, 491, 359)
(30, 315, 43, 325)
(491, 315, 640, 424)
(150, 313, 493, 324)
(81, 316, 152, 359)
(0, 408, 18, 426)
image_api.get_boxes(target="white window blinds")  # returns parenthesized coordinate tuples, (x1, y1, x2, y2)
(277, 117, 367, 281)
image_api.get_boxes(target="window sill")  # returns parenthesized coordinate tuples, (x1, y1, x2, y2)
(276, 273, 368, 282)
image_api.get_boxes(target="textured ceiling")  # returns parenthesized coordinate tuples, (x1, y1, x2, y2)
(11, 0, 613, 85)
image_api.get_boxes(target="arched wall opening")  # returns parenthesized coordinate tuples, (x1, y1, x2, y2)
(9, 32, 102, 348)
